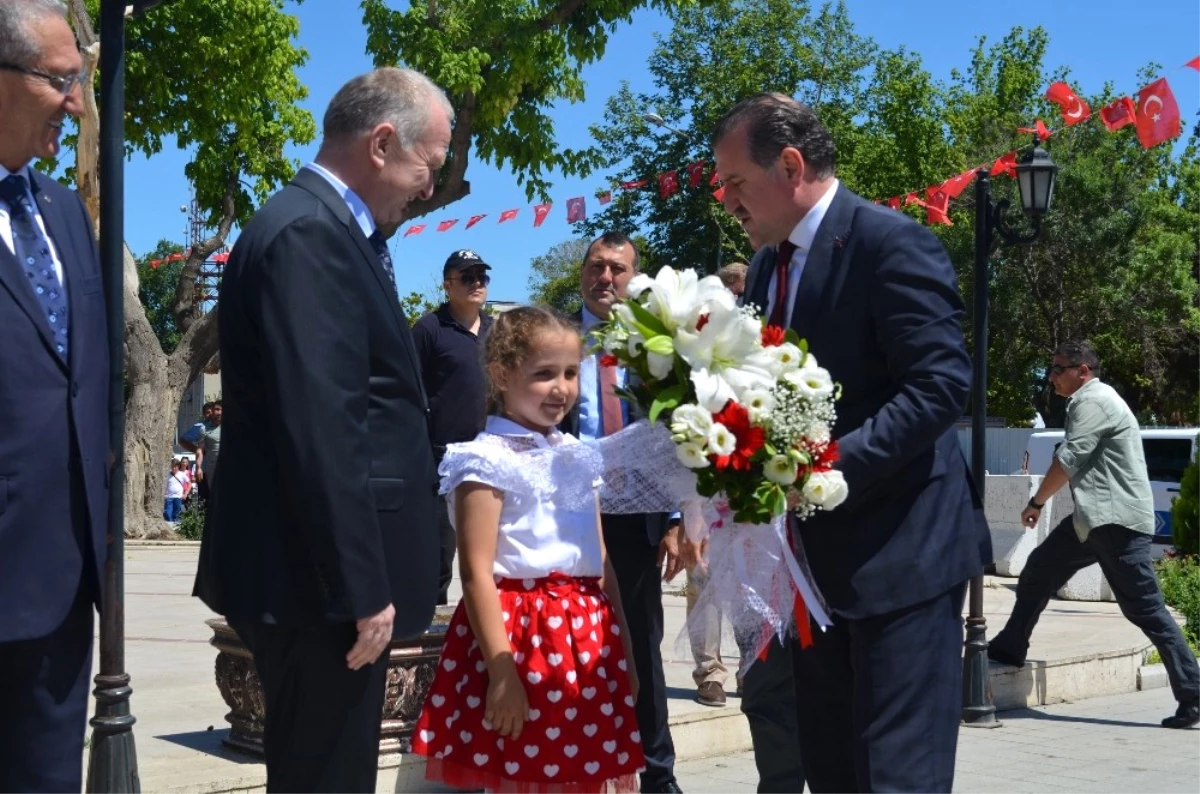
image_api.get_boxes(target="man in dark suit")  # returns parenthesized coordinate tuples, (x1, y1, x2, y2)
(194, 67, 451, 792)
(0, 3, 110, 791)
(713, 93, 991, 792)
(559, 231, 685, 794)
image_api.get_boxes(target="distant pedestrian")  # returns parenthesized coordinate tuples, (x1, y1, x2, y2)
(164, 459, 187, 522)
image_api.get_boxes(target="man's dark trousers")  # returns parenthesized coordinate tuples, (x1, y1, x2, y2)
(791, 582, 967, 793)
(991, 517, 1200, 704)
(740, 638, 805, 792)
(602, 514, 676, 790)
(435, 493, 456, 605)
(229, 618, 388, 793)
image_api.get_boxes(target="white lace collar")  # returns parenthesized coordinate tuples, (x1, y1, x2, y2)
(484, 415, 567, 448)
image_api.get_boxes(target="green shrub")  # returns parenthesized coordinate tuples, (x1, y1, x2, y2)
(1172, 453, 1199, 556)
(176, 501, 206, 541)
(1156, 555, 1200, 649)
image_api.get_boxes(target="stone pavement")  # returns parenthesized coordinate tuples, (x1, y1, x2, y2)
(102, 544, 1186, 793)
(673, 687, 1200, 793)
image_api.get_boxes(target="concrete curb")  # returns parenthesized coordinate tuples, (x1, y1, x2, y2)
(1138, 663, 1169, 691)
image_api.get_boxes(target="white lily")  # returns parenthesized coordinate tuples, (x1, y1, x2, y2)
(629, 267, 735, 333)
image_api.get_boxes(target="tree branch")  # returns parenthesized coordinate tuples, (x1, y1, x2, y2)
(170, 308, 220, 390)
(173, 168, 238, 331)
(535, 0, 587, 33)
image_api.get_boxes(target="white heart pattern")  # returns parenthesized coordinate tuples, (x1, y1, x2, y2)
(565, 707, 578, 720)
(583, 723, 598, 737)
(467, 696, 481, 709)
(431, 695, 445, 707)
(561, 599, 570, 610)
(526, 671, 542, 685)
(600, 703, 614, 716)
(618, 751, 630, 765)
(531, 635, 543, 648)
(603, 740, 617, 754)
(523, 579, 536, 590)
(505, 761, 520, 775)
(567, 670, 578, 684)
(582, 687, 597, 700)
(502, 611, 511, 622)
(536, 598, 544, 609)
(482, 718, 494, 730)
(547, 653, 563, 666)
(611, 624, 621, 635)
(418, 729, 434, 743)
(615, 716, 624, 728)
(524, 745, 540, 758)
(514, 651, 526, 664)
(585, 761, 601, 775)
(528, 708, 541, 721)
(546, 727, 561, 740)
(589, 631, 598, 641)
(474, 752, 489, 766)
(496, 736, 505, 750)
(476, 661, 487, 673)
(597, 667, 607, 679)
(564, 744, 579, 758)
(544, 764, 560, 778)
(618, 659, 627, 671)
(579, 652, 591, 664)
(547, 690, 563, 703)
(547, 616, 564, 630)
(519, 616, 531, 628)
(630, 730, 641, 743)
(571, 616, 585, 630)
(600, 646, 611, 658)
(460, 730, 473, 743)
(455, 625, 467, 637)
(442, 659, 457, 671)
(625, 695, 635, 707)
(607, 681, 618, 693)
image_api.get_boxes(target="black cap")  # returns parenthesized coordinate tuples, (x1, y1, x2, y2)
(443, 249, 492, 277)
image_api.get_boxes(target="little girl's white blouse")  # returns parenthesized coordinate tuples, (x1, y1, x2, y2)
(439, 415, 604, 579)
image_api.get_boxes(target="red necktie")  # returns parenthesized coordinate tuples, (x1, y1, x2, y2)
(600, 359, 624, 436)
(768, 240, 797, 328)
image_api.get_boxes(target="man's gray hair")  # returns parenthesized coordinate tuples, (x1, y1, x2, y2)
(0, 0, 67, 67)
(322, 67, 453, 150)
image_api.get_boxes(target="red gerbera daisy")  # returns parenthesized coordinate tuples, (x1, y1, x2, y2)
(710, 400, 766, 470)
(761, 325, 786, 347)
(599, 353, 619, 367)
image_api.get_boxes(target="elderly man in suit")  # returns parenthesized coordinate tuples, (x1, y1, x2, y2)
(0, 2, 111, 791)
(559, 230, 686, 794)
(194, 67, 451, 792)
(713, 93, 991, 792)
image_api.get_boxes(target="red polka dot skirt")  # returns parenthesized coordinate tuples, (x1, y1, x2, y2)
(411, 574, 645, 793)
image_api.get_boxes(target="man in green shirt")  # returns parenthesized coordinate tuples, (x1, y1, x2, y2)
(989, 341, 1198, 729)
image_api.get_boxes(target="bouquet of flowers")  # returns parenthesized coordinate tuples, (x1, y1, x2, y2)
(593, 266, 848, 525)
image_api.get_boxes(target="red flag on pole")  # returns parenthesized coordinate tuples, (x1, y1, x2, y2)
(597, 192, 612, 205)
(990, 151, 1018, 177)
(1044, 82, 1090, 126)
(887, 196, 901, 210)
(403, 224, 426, 237)
(1134, 78, 1181, 149)
(709, 168, 721, 186)
(686, 160, 707, 189)
(1098, 97, 1136, 131)
(498, 209, 519, 224)
(904, 192, 919, 205)
(436, 219, 458, 232)
(212, 251, 230, 263)
(924, 188, 952, 226)
(620, 179, 646, 190)
(566, 197, 586, 223)
(940, 169, 976, 200)
(712, 185, 726, 202)
(466, 214, 487, 229)
(1185, 56, 1199, 71)
(533, 203, 552, 227)
(1017, 119, 1052, 140)
(658, 170, 680, 199)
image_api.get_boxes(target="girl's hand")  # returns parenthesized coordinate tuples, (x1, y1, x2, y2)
(626, 663, 640, 703)
(484, 663, 529, 740)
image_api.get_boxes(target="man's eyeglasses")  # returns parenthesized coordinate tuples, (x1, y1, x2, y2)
(0, 62, 88, 95)
(456, 272, 490, 287)
(1048, 363, 1081, 375)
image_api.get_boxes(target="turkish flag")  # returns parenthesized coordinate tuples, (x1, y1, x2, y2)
(498, 209, 519, 224)
(924, 188, 952, 226)
(620, 179, 646, 191)
(466, 214, 487, 229)
(941, 169, 976, 200)
(1044, 82, 1090, 126)
(887, 196, 901, 210)
(686, 160, 707, 188)
(658, 170, 680, 199)
(1135, 78, 1181, 149)
(212, 251, 230, 263)
(598, 192, 612, 205)
(566, 197, 586, 223)
(990, 151, 1018, 177)
(1186, 56, 1199, 71)
(709, 167, 721, 186)
(1018, 119, 1052, 140)
(533, 203, 552, 227)
(403, 224, 426, 237)
(712, 185, 726, 202)
(904, 192, 919, 205)
(149, 259, 162, 269)
(1098, 97, 1136, 131)
(437, 219, 458, 232)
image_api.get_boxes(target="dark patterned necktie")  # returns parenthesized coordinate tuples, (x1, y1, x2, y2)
(368, 229, 399, 298)
(1, 174, 68, 359)
(768, 240, 797, 328)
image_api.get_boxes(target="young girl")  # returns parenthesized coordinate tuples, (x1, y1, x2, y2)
(411, 307, 645, 793)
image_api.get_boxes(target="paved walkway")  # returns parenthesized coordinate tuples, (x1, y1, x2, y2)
(674, 688, 1200, 793)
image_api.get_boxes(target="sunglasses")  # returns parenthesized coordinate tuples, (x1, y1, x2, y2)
(0, 62, 88, 96)
(454, 272, 490, 286)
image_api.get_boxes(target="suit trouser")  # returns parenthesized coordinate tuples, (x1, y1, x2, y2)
(0, 587, 94, 794)
(739, 637, 804, 793)
(229, 618, 389, 793)
(791, 582, 967, 793)
(602, 514, 676, 788)
(992, 516, 1199, 704)
(435, 493, 456, 606)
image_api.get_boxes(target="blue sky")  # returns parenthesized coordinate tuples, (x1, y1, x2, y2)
(118, 0, 1200, 303)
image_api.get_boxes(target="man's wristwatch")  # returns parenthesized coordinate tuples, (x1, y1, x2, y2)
(1027, 498, 1045, 511)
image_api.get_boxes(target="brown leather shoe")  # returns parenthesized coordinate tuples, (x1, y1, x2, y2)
(696, 680, 727, 707)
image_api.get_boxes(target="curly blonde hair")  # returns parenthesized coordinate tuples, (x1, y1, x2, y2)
(484, 306, 581, 415)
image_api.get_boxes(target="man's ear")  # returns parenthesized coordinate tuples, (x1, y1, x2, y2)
(779, 146, 806, 184)
(368, 122, 395, 168)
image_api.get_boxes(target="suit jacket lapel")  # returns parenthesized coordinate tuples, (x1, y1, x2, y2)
(290, 169, 428, 410)
(788, 185, 857, 335)
(744, 247, 773, 316)
(32, 175, 86, 373)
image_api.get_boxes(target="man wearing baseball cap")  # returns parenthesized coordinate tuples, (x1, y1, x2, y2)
(412, 249, 494, 604)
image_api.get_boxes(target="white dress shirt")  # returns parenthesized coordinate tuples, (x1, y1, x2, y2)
(765, 178, 840, 324)
(0, 164, 67, 291)
(452, 415, 604, 579)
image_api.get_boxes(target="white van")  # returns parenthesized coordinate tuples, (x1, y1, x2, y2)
(1023, 428, 1198, 542)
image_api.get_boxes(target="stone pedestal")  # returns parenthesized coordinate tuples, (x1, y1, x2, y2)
(207, 606, 455, 756)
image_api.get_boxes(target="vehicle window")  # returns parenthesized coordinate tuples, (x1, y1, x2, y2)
(1142, 438, 1194, 482)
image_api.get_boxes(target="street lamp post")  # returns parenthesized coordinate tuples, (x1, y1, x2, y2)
(962, 136, 1058, 727)
(87, 1, 173, 790)
(641, 112, 724, 274)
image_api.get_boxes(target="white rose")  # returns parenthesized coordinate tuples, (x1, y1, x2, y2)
(670, 405, 714, 442)
(740, 388, 776, 423)
(802, 470, 849, 510)
(769, 342, 805, 373)
(764, 454, 799, 485)
(675, 441, 710, 469)
(707, 422, 737, 457)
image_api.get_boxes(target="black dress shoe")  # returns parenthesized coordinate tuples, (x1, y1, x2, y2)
(1162, 699, 1200, 729)
(987, 644, 1025, 668)
(641, 778, 683, 793)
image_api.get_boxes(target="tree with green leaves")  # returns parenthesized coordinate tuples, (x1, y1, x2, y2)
(528, 238, 589, 314)
(135, 239, 187, 355)
(66, 0, 314, 536)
